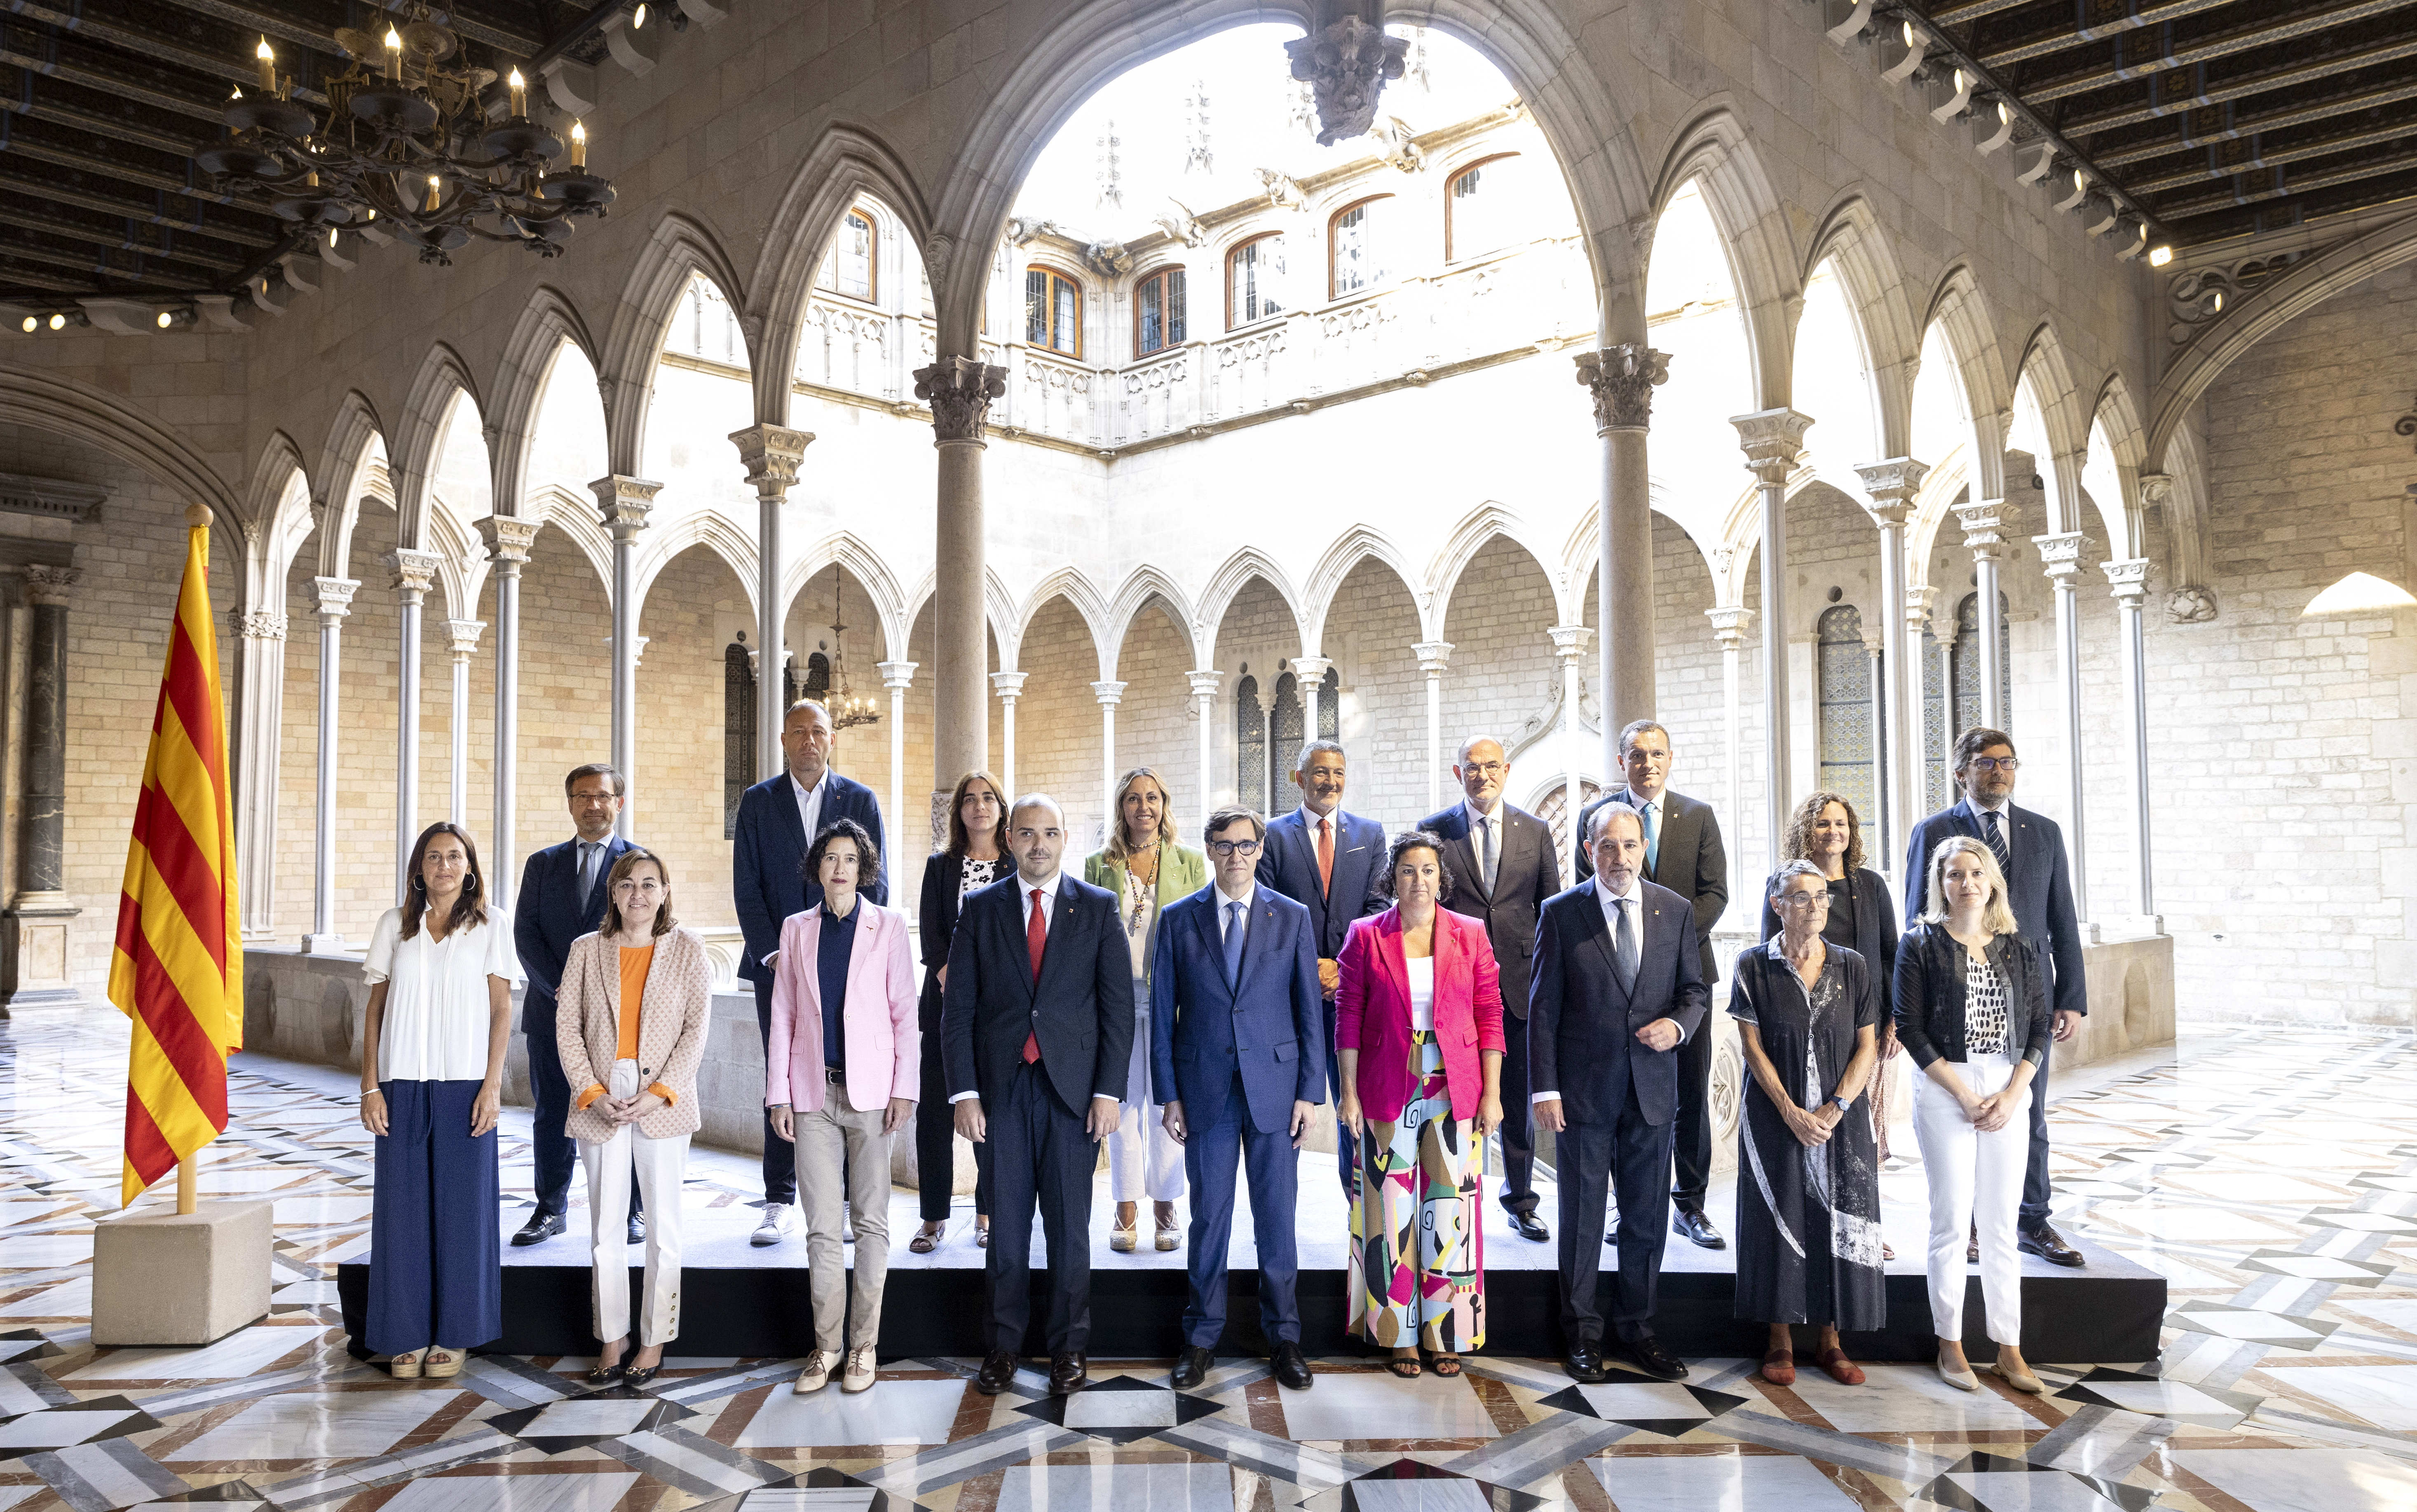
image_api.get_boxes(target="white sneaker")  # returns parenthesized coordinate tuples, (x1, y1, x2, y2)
(752, 1204, 792, 1247)
(842, 1346, 877, 1393)
(793, 1350, 833, 1393)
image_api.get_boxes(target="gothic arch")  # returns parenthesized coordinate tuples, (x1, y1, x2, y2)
(2013, 323, 2089, 536)
(1652, 105, 1803, 411)
(1106, 566, 1201, 670)
(634, 510, 761, 625)
(598, 212, 752, 477)
(1920, 264, 2011, 505)
(2089, 371, 2149, 557)
(1015, 567, 1117, 681)
(1197, 547, 1308, 664)
(1302, 526, 1424, 651)
(314, 392, 387, 580)
(488, 287, 602, 516)
(241, 431, 314, 611)
(1429, 504, 1554, 639)
(787, 531, 910, 659)
(1561, 480, 1679, 621)
(420, 503, 481, 623)
(904, 564, 1022, 669)
(524, 482, 616, 599)
(0, 367, 243, 530)
(1905, 446, 1974, 589)
(1803, 192, 1921, 459)
(388, 344, 485, 552)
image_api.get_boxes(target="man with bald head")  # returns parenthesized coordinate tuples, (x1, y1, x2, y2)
(1421, 734, 1561, 1243)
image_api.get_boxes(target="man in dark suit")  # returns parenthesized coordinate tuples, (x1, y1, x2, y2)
(1159, 805, 1326, 1393)
(1421, 734, 1560, 1243)
(944, 794, 1133, 1397)
(1532, 803, 1710, 1383)
(733, 698, 887, 1244)
(1902, 726, 2087, 1268)
(511, 763, 639, 1248)
(1574, 720, 1731, 1250)
(1254, 740, 1386, 1198)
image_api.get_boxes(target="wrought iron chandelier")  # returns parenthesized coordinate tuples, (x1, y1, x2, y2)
(825, 580, 880, 731)
(195, 9, 615, 267)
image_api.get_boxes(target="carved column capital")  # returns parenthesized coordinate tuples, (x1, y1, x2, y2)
(589, 475, 663, 541)
(990, 670, 1029, 701)
(1413, 639, 1454, 674)
(1090, 679, 1128, 707)
(1905, 584, 1940, 638)
(2032, 530, 2087, 585)
(444, 619, 486, 661)
(2138, 471, 2174, 510)
(1547, 624, 1594, 661)
(1185, 669, 1227, 700)
(877, 658, 919, 691)
(239, 610, 288, 641)
(1705, 605, 1756, 649)
(728, 424, 814, 496)
(914, 356, 1009, 444)
(2102, 557, 2153, 606)
(478, 514, 544, 569)
(1853, 456, 1930, 526)
(1290, 654, 1334, 684)
(1860, 623, 1888, 657)
(1283, 13, 1408, 146)
(1732, 407, 1815, 484)
(1575, 345, 1672, 433)
(1954, 500, 2007, 560)
(383, 549, 441, 601)
(310, 576, 359, 620)
(21, 564, 78, 607)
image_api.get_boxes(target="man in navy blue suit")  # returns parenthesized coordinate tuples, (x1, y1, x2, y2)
(1531, 803, 1709, 1384)
(1158, 805, 1325, 1393)
(733, 699, 886, 1245)
(1254, 740, 1385, 1198)
(944, 794, 1133, 1397)
(511, 763, 639, 1247)
(1902, 726, 2086, 1268)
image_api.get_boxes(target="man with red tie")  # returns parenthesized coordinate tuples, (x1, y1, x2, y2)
(942, 794, 1134, 1396)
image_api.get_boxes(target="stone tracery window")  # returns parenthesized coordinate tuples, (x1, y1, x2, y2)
(1270, 672, 1304, 802)
(816, 208, 877, 303)
(1328, 195, 1392, 299)
(724, 641, 755, 839)
(1950, 591, 2012, 742)
(1228, 233, 1285, 328)
(1317, 665, 1339, 742)
(1025, 266, 1083, 356)
(1135, 265, 1187, 356)
(1235, 675, 1266, 815)
(1817, 604, 1878, 825)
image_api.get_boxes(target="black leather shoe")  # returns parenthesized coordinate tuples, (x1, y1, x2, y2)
(1048, 1352, 1087, 1394)
(511, 1209, 565, 1246)
(1621, 1337, 1689, 1381)
(1170, 1346, 1214, 1390)
(1562, 1343, 1608, 1383)
(1673, 1206, 1725, 1250)
(1270, 1341, 1312, 1392)
(974, 1351, 1018, 1395)
(627, 1210, 646, 1246)
(1509, 1210, 1550, 1243)
(2019, 1222, 2085, 1268)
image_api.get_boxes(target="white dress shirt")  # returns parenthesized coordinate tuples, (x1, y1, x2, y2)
(1214, 881, 1255, 946)
(1972, 795, 2014, 856)
(1533, 874, 1649, 1105)
(950, 871, 1061, 1103)
(791, 769, 828, 843)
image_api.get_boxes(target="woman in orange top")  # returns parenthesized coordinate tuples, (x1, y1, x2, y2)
(556, 848, 713, 1386)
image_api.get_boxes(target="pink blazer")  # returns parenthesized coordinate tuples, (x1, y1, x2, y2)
(764, 901, 919, 1114)
(1335, 906, 1507, 1123)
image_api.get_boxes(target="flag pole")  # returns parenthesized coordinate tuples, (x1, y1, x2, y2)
(176, 1155, 195, 1215)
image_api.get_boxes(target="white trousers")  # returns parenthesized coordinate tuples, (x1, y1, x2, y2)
(580, 1059, 690, 1347)
(1108, 998, 1186, 1204)
(1912, 1053, 2028, 1345)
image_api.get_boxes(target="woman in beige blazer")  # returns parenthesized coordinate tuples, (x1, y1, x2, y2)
(556, 847, 713, 1386)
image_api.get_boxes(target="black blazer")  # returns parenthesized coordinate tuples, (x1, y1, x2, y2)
(1256, 806, 1388, 961)
(1575, 787, 1730, 984)
(512, 833, 633, 1032)
(1892, 921, 2052, 1071)
(1901, 799, 2084, 1020)
(915, 851, 995, 1026)
(1759, 865, 1899, 1023)
(941, 872, 1135, 1118)
(732, 769, 886, 985)
(1418, 800, 1560, 1020)
(1527, 879, 1710, 1126)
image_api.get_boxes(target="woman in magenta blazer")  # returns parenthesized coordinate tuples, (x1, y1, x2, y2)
(1336, 829, 1506, 1378)
(765, 818, 919, 1396)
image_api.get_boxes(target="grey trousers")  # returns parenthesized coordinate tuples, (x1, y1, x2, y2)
(797, 1077, 893, 1354)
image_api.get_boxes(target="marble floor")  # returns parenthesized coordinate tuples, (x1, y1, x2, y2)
(1, 1012, 2413, 1511)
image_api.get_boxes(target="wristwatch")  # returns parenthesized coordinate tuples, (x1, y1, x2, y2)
(1831, 1094, 1854, 1114)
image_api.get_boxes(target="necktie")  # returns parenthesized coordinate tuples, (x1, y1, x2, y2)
(1479, 816, 1497, 894)
(1615, 896, 1639, 996)
(1022, 888, 1046, 1064)
(1224, 900, 1246, 986)
(1315, 817, 1334, 898)
(1982, 810, 2011, 875)
(577, 842, 599, 902)
(1641, 800, 1661, 878)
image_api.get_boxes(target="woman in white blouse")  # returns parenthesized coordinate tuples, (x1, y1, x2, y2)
(359, 822, 516, 1380)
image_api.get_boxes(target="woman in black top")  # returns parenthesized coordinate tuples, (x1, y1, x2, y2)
(907, 769, 1008, 1253)
(1759, 793, 1900, 1157)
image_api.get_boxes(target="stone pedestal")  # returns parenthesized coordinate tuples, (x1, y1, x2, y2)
(1, 894, 81, 1013)
(92, 1199, 273, 1346)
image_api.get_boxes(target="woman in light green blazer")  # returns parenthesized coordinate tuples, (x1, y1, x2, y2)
(1085, 765, 1211, 1252)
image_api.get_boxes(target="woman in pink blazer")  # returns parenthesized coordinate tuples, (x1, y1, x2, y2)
(1335, 830, 1507, 1378)
(765, 818, 919, 1396)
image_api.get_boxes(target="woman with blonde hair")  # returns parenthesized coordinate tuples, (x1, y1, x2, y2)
(1895, 835, 2051, 1395)
(1083, 765, 1209, 1251)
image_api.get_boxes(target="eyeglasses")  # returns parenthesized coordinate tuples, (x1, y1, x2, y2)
(1207, 839, 1262, 857)
(1966, 757, 2020, 774)
(1461, 762, 1507, 778)
(1776, 892, 1830, 909)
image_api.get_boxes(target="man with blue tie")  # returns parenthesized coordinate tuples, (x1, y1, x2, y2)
(944, 795, 1133, 1397)
(511, 763, 640, 1247)
(1255, 740, 1386, 1198)
(1158, 805, 1325, 1393)
(1902, 727, 2086, 1268)
(1531, 803, 1709, 1383)
(734, 699, 887, 1245)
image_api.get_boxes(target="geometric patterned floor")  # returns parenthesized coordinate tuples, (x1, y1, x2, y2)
(3, 1011, 2415, 1510)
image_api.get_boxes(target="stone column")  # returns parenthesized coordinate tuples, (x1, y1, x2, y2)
(232, 604, 287, 943)
(478, 517, 542, 915)
(1414, 641, 1452, 813)
(305, 576, 358, 950)
(1732, 409, 1814, 872)
(878, 659, 917, 885)
(591, 475, 661, 838)
(1186, 671, 1224, 832)
(2034, 529, 2091, 925)
(730, 425, 813, 781)
(1854, 459, 1927, 858)
(385, 549, 442, 895)
(1092, 680, 1126, 844)
(1576, 346, 1669, 765)
(1292, 653, 1333, 748)
(1547, 625, 1592, 880)
(3, 566, 80, 1010)
(916, 356, 1008, 824)
(443, 620, 484, 827)
(1906, 584, 1940, 822)
(991, 671, 1027, 800)
(1707, 605, 1754, 910)
(2103, 557, 2156, 922)
(1955, 500, 2008, 728)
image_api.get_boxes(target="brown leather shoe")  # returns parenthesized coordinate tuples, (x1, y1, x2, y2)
(1760, 1348, 1795, 1386)
(1816, 1348, 1865, 1386)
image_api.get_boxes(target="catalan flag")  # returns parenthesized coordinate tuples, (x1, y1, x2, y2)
(109, 510, 244, 1206)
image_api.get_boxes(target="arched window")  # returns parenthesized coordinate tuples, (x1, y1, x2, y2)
(1134, 265, 1187, 356)
(1025, 266, 1082, 356)
(1328, 195, 1392, 298)
(1227, 233, 1285, 328)
(1235, 675, 1266, 815)
(1817, 604, 1877, 824)
(802, 651, 832, 700)
(724, 641, 755, 839)
(1950, 591, 2012, 742)
(816, 208, 877, 303)
(1271, 672, 1305, 802)
(1446, 152, 1523, 261)
(1316, 665, 1339, 742)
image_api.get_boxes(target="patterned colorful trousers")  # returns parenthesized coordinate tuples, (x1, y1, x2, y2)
(1347, 1032, 1487, 1353)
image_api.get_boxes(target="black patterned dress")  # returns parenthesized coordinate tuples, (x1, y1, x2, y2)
(1727, 939, 1887, 1330)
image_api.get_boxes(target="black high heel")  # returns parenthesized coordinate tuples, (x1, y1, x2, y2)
(623, 1362, 661, 1388)
(586, 1352, 626, 1385)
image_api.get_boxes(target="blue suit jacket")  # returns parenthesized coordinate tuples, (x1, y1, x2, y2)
(513, 833, 633, 1032)
(1149, 885, 1326, 1132)
(1527, 879, 1709, 1127)
(941, 873, 1134, 1118)
(1900, 798, 2085, 1020)
(733, 770, 886, 985)
(1255, 807, 1388, 962)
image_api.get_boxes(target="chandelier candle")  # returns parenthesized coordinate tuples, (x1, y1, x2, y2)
(254, 37, 275, 93)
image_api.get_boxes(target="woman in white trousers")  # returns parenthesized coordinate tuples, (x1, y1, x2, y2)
(1893, 835, 2052, 1396)
(557, 848, 714, 1387)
